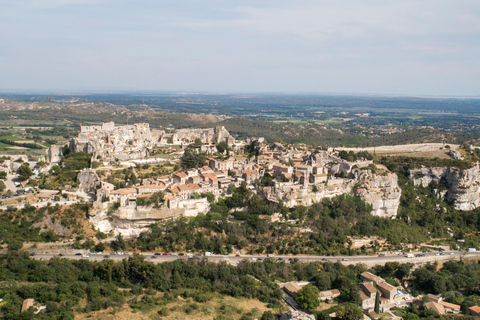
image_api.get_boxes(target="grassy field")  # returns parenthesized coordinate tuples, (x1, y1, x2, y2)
(1, 135, 29, 141)
(74, 295, 276, 320)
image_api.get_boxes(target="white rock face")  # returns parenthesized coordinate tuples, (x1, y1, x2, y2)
(89, 198, 210, 236)
(70, 122, 235, 162)
(354, 172, 401, 217)
(279, 311, 315, 320)
(260, 171, 401, 217)
(71, 122, 154, 162)
(77, 169, 100, 193)
(409, 164, 480, 211)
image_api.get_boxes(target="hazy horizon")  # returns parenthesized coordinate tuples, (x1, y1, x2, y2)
(1, 0, 479, 96)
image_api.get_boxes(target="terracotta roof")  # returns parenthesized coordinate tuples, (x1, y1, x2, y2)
(174, 172, 187, 178)
(319, 289, 340, 299)
(469, 306, 480, 313)
(439, 301, 460, 310)
(359, 291, 370, 301)
(425, 301, 445, 315)
(361, 272, 384, 283)
(110, 188, 137, 195)
(21, 299, 35, 312)
(361, 282, 377, 295)
(284, 282, 302, 294)
(377, 281, 395, 292)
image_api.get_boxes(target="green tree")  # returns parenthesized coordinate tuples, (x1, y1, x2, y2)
(336, 302, 363, 320)
(110, 234, 126, 251)
(17, 163, 33, 180)
(296, 284, 319, 310)
(374, 291, 380, 313)
(0, 171, 6, 179)
(216, 141, 230, 153)
(0, 180, 6, 192)
(181, 147, 207, 169)
(7, 240, 23, 251)
(261, 310, 275, 320)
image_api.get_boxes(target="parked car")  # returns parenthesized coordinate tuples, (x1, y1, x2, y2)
(342, 258, 348, 261)
(178, 253, 185, 256)
(170, 253, 177, 256)
(162, 253, 168, 256)
(154, 252, 161, 255)
(30, 252, 36, 256)
(75, 253, 82, 256)
(186, 253, 193, 257)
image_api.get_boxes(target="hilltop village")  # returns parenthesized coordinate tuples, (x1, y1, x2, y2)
(66, 121, 404, 235)
(3, 121, 480, 238)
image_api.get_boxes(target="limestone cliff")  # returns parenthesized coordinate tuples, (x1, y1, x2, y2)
(77, 169, 100, 193)
(354, 172, 401, 217)
(409, 163, 480, 211)
(89, 198, 210, 236)
(259, 171, 401, 217)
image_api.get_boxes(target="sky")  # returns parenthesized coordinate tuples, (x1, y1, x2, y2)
(0, 0, 479, 96)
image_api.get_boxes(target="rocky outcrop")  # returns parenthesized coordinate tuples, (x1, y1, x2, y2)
(157, 126, 235, 146)
(71, 122, 154, 162)
(77, 169, 100, 193)
(354, 172, 401, 217)
(448, 150, 464, 160)
(409, 164, 480, 211)
(279, 311, 315, 320)
(89, 198, 210, 236)
(260, 171, 401, 217)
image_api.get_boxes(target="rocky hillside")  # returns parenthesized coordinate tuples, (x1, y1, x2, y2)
(409, 163, 480, 211)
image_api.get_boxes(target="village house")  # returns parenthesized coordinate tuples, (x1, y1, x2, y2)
(109, 188, 137, 207)
(359, 282, 377, 310)
(283, 282, 302, 299)
(136, 184, 166, 194)
(377, 281, 396, 302)
(439, 301, 461, 313)
(319, 289, 341, 301)
(208, 158, 235, 171)
(469, 306, 480, 317)
(273, 164, 293, 178)
(425, 301, 446, 315)
(168, 184, 201, 200)
(172, 172, 188, 184)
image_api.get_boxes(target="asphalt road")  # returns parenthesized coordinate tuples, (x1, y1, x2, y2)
(31, 251, 480, 266)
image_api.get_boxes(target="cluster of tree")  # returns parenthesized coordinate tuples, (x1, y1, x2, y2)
(0, 250, 295, 319)
(0, 138, 43, 150)
(338, 150, 373, 162)
(39, 151, 93, 189)
(135, 191, 165, 207)
(180, 145, 208, 169)
(104, 167, 137, 189)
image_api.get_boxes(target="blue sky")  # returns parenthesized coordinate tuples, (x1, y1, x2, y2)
(0, 0, 479, 96)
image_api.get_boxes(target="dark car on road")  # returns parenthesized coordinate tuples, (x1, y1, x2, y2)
(178, 253, 185, 256)
(30, 252, 36, 256)
(103, 255, 110, 259)
(75, 253, 82, 256)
